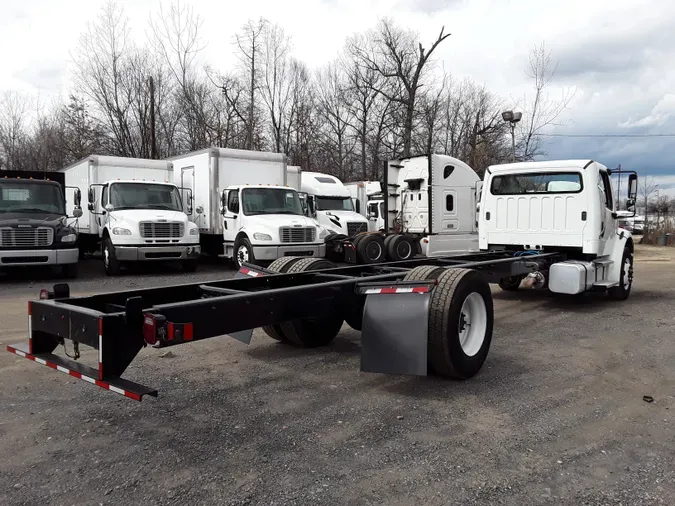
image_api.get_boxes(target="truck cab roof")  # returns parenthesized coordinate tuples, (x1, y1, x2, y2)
(487, 159, 605, 173)
(301, 172, 351, 198)
(107, 179, 174, 185)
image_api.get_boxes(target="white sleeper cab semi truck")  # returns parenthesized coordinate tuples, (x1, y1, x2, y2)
(345, 180, 385, 232)
(169, 148, 327, 269)
(61, 155, 200, 276)
(326, 154, 482, 264)
(480, 159, 638, 296)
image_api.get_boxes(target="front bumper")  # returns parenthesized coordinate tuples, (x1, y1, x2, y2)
(253, 243, 326, 260)
(114, 244, 201, 262)
(0, 248, 78, 267)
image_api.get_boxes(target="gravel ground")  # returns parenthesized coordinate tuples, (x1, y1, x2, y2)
(1, 247, 674, 505)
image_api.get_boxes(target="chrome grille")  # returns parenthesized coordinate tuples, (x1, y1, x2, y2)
(279, 227, 316, 243)
(0, 227, 54, 247)
(139, 222, 184, 239)
(347, 222, 367, 236)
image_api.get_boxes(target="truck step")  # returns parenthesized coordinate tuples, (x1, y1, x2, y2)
(593, 280, 619, 288)
(593, 258, 614, 266)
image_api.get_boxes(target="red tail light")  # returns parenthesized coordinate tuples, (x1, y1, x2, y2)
(39, 288, 50, 300)
(143, 314, 166, 346)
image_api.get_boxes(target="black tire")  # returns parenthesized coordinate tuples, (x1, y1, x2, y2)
(403, 265, 446, 282)
(181, 259, 199, 273)
(233, 236, 254, 270)
(102, 238, 121, 276)
(352, 233, 367, 249)
(428, 268, 494, 379)
(356, 234, 385, 264)
(383, 234, 397, 258)
(61, 263, 78, 279)
(498, 275, 524, 291)
(279, 258, 344, 347)
(261, 257, 305, 342)
(608, 247, 633, 301)
(387, 235, 414, 262)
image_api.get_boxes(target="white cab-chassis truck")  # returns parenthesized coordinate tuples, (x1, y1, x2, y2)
(61, 155, 200, 276)
(6, 158, 638, 401)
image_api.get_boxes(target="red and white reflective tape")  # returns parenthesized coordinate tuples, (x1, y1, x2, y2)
(98, 318, 104, 380)
(6, 346, 142, 401)
(239, 267, 263, 277)
(27, 301, 33, 354)
(364, 286, 430, 294)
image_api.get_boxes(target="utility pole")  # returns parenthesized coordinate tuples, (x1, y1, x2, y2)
(501, 110, 522, 162)
(149, 76, 157, 159)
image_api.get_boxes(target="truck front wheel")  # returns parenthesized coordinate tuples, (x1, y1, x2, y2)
(102, 238, 121, 276)
(608, 247, 633, 301)
(233, 237, 254, 270)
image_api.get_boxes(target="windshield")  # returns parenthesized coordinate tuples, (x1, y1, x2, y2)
(315, 196, 355, 212)
(241, 188, 303, 216)
(109, 183, 183, 211)
(491, 172, 583, 195)
(0, 182, 65, 214)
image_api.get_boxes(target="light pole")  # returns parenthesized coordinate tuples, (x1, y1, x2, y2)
(502, 110, 522, 162)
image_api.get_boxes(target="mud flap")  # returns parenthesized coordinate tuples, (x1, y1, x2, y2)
(228, 263, 278, 344)
(358, 282, 433, 376)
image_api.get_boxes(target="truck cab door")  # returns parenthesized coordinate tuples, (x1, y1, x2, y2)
(598, 169, 616, 255)
(367, 201, 379, 232)
(222, 189, 240, 244)
(474, 180, 483, 232)
(98, 185, 110, 233)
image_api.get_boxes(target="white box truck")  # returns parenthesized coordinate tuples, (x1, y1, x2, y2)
(169, 148, 327, 269)
(61, 155, 201, 276)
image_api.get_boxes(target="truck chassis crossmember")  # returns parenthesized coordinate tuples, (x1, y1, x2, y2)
(7, 251, 560, 401)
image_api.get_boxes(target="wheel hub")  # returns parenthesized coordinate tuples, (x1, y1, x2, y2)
(457, 292, 487, 357)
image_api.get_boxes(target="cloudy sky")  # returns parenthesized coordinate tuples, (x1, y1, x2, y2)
(1, 0, 674, 196)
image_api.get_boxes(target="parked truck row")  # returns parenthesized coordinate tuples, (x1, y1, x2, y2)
(0, 147, 641, 287)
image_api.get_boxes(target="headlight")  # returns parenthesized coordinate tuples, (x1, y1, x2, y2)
(253, 232, 272, 241)
(60, 233, 77, 243)
(189, 227, 199, 236)
(112, 227, 132, 236)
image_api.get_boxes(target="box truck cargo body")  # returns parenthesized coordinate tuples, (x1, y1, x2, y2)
(170, 148, 326, 268)
(61, 155, 200, 275)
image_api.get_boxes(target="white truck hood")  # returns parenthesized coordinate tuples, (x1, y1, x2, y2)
(108, 209, 188, 225)
(318, 210, 367, 234)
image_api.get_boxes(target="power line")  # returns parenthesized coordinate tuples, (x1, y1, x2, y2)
(535, 133, 675, 138)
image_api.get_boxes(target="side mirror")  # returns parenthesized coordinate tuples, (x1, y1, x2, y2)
(628, 174, 638, 201)
(355, 200, 361, 214)
(88, 203, 94, 212)
(368, 211, 377, 219)
(105, 203, 114, 213)
(72, 207, 83, 219)
(307, 196, 316, 216)
(88, 187, 95, 204)
(196, 205, 204, 215)
(220, 191, 227, 215)
(74, 189, 82, 207)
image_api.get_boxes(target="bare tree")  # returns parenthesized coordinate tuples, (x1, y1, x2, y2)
(349, 19, 450, 157)
(0, 91, 31, 170)
(315, 62, 355, 179)
(517, 42, 575, 160)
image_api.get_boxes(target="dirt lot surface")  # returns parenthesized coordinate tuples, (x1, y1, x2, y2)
(1, 247, 674, 505)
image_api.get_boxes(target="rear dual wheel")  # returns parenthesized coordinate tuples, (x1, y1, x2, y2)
(263, 257, 344, 347)
(403, 265, 494, 379)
